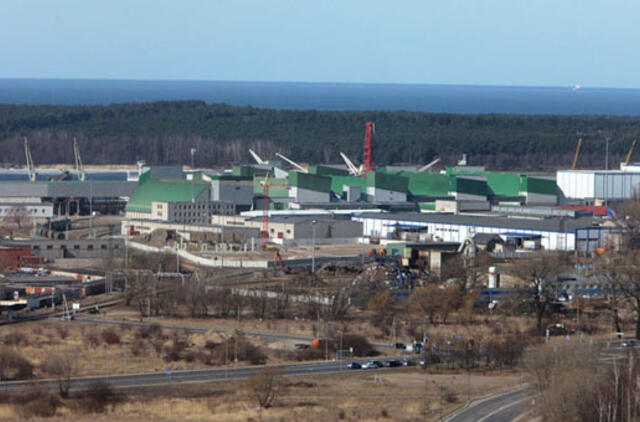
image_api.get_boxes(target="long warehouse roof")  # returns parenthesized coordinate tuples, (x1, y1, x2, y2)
(355, 212, 601, 233)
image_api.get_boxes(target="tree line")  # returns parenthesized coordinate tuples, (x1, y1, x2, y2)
(1, 101, 640, 170)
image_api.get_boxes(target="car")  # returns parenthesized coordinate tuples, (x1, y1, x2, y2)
(87, 306, 100, 314)
(402, 358, 416, 366)
(347, 362, 362, 369)
(294, 343, 310, 350)
(362, 361, 381, 369)
(387, 360, 403, 367)
(622, 340, 638, 348)
(394, 342, 406, 350)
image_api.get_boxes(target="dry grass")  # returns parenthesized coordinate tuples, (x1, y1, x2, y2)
(0, 369, 520, 421)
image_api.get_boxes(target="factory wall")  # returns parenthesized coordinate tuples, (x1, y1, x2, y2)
(355, 216, 576, 251)
(290, 187, 331, 203)
(366, 187, 407, 203)
(557, 170, 640, 201)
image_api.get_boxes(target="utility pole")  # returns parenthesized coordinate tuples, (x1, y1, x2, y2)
(604, 138, 609, 205)
(311, 220, 317, 273)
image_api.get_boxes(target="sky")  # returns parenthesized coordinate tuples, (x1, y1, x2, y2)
(2, 0, 640, 88)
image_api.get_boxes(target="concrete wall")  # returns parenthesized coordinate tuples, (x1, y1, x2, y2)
(366, 187, 407, 203)
(290, 187, 330, 203)
(0, 203, 54, 219)
(1, 238, 123, 260)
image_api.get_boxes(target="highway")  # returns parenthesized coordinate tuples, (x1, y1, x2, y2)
(445, 386, 534, 422)
(0, 357, 406, 393)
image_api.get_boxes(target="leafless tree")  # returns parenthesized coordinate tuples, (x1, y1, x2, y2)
(247, 366, 283, 409)
(44, 352, 76, 398)
(512, 252, 567, 332)
(4, 204, 28, 229)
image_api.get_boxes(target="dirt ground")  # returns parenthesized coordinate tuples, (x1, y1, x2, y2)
(0, 369, 522, 421)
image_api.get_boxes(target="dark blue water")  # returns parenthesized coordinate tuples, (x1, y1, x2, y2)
(2, 78, 640, 115)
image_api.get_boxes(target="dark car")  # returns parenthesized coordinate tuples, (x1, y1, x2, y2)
(87, 306, 100, 314)
(347, 362, 362, 369)
(394, 342, 406, 350)
(387, 360, 403, 367)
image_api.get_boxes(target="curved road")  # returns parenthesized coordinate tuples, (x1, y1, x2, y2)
(445, 386, 534, 422)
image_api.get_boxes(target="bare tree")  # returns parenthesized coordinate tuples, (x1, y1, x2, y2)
(44, 352, 75, 398)
(247, 366, 283, 408)
(512, 252, 566, 332)
(602, 251, 640, 338)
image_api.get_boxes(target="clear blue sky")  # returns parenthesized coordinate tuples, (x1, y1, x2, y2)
(3, 0, 639, 88)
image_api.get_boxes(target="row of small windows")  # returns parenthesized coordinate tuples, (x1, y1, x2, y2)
(32, 244, 115, 251)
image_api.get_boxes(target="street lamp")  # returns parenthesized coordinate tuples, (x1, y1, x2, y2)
(311, 219, 317, 273)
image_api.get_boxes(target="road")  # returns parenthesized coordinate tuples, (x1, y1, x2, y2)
(445, 386, 534, 422)
(0, 357, 407, 392)
(68, 316, 395, 349)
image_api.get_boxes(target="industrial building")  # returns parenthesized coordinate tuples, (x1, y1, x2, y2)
(215, 215, 362, 244)
(353, 212, 615, 252)
(557, 168, 640, 203)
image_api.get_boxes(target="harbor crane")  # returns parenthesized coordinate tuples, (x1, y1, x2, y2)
(417, 157, 441, 172)
(24, 137, 36, 182)
(249, 149, 268, 166)
(339, 152, 364, 176)
(275, 152, 308, 173)
(73, 137, 86, 181)
(625, 139, 637, 165)
(571, 138, 582, 170)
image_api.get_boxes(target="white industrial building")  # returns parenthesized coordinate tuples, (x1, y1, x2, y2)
(0, 202, 54, 220)
(353, 212, 615, 252)
(557, 165, 640, 202)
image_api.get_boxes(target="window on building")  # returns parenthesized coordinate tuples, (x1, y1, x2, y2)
(46, 245, 53, 250)
(33, 245, 40, 250)
(73, 245, 80, 249)
(87, 245, 94, 251)
(100, 244, 107, 250)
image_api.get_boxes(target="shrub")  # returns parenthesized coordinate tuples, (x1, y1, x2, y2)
(85, 331, 101, 348)
(56, 325, 69, 340)
(81, 381, 118, 413)
(14, 384, 61, 418)
(0, 347, 33, 380)
(443, 390, 458, 403)
(130, 339, 147, 357)
(101, 329, 121, 345)
(3, 331, 29, 347)
(342, 334, 378, 357)
(136, 323, 162, 340)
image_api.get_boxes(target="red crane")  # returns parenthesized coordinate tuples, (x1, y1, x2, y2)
(362, 121, 375, 173)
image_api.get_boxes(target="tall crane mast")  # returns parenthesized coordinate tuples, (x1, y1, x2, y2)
(362, 121, 375, 172)
(625, 139, 637, 165)
(24, 137, 36, 182)
(571, 138, 582, 170)
(73, 137, 86, 181)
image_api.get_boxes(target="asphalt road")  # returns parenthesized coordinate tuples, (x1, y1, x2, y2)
(68, 316, 395, 349)
(0, 357, 408, 393)
(445, 386, 534, 422)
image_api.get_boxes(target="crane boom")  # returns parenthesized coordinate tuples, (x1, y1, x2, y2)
(275, 152, 307, 173)
(24, 137, 36, 182)
(571, 138, 582, 170)
(418, 157, 440, 172)
(339, 152, 361, 176)
(249, 149, 266, 165)
(625, 139, 637, 165)
(73, 137, 86, 181)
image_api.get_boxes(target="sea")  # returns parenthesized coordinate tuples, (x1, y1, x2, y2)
(2, 78, 640, 115)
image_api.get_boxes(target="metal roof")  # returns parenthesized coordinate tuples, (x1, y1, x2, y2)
(355, 212, 599, 233)
(125, 179, 210, 213)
